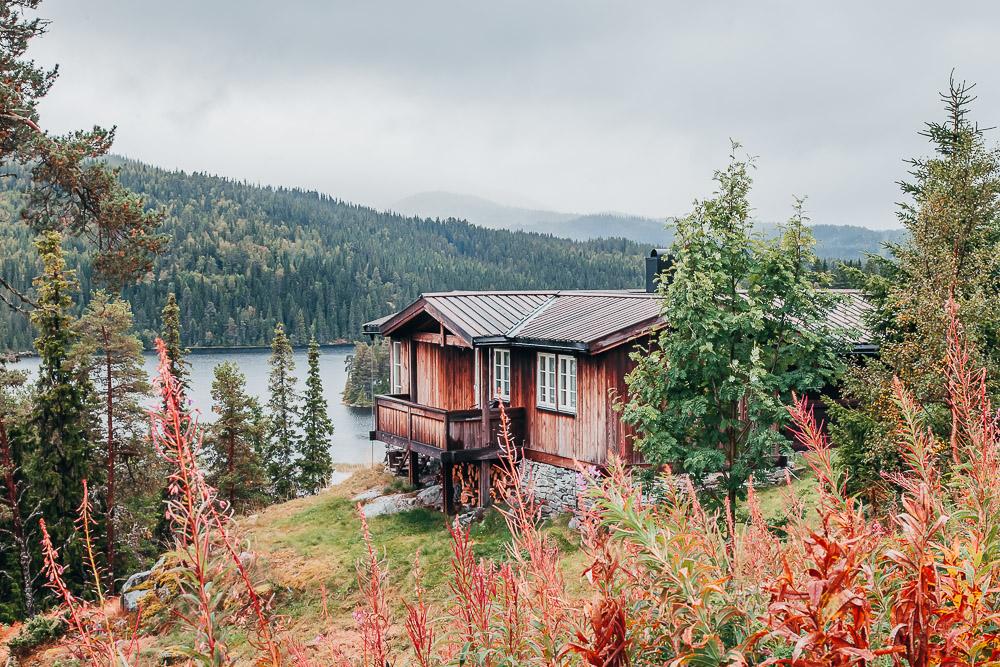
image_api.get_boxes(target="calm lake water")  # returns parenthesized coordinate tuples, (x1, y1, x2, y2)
(12, 345, 384, 465)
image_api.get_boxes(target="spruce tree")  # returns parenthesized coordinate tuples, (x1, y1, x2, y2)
(207, 362, 268, 512)
(71, 290, 152, 587)
(160, 292, 190, 397)
(831, 77, 1000, 500)
(264, 323, 300, 500)
(24, 232, 94, 573)
(298, 338, 333, 494)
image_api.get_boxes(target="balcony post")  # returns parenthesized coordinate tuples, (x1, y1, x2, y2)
(479, 347, 491, 447)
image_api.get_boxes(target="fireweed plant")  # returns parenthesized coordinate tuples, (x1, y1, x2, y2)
(32, 303, 1000, 664)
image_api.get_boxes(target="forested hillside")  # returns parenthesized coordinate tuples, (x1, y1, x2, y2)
(0, 161, 646, 352)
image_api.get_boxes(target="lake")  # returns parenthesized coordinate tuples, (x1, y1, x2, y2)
(11, 345, 384, 465)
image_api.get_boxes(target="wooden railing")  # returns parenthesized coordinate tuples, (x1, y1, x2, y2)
(374, 394, 526, 454)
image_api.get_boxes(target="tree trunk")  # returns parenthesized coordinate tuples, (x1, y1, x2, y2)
(227, 428, 236, 509)
(105, 341, 117, 590)
(0, 414, 36, 617)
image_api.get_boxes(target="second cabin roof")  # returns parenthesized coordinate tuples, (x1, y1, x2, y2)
(368, 289, 873, 354)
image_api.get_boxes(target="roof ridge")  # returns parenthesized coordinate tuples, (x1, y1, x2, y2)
(505, 295, 558, 338)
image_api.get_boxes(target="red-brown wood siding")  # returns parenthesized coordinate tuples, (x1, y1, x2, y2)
(415, 341, 476, 411)
(509, 343, 645, 466)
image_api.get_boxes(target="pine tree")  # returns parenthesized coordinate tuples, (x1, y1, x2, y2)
(618, 147, 844, 510)
(264, 323, 300, 500)
(298, 338, 333, 494)
(160, 292, 190, 396)
(71, 290, 152, 587)
(207, 362, 268, 512)
(831, 76, 1000, 500)
(24, 232, 94, 575)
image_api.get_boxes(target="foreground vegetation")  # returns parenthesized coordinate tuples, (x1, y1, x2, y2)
(12, 307, 1000, 665)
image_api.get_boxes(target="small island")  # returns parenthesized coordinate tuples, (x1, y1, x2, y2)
(341, 340, 390, 407)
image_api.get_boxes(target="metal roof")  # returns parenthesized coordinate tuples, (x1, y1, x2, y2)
(511, 293, 662, 347)
(421, 291, 555, 339)
(365, 288, 875, 354)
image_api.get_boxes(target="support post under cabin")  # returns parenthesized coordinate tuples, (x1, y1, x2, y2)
(407, 448, 420, 488)
(478, 460, 491, 508)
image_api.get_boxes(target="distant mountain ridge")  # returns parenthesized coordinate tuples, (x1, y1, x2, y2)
(392, 191, 906, 259)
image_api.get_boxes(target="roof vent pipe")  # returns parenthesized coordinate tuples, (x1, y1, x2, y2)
(645, 248, 674, 293)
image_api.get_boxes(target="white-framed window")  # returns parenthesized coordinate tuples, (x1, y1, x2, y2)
(492, 348, 511, 400)
(558, 355, 577, 414)
(537, 352, 557, 409)
(390, 340, 403, 394)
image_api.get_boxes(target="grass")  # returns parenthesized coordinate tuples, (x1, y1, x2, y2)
(234, 467, 586, 646)
(754, 456, 821, 527)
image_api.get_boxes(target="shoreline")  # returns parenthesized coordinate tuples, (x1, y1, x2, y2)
(5, 341, 363, 360)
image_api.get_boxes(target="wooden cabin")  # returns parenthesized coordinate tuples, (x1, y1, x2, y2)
(363, 252, 873, 513)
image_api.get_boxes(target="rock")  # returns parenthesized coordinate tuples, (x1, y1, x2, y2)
(456, 507, 486, 527)
(122, 588, 154, 612)
(567, 516, 581, 531)
(414, 484, 443, 508)
(361, 493, 414, 518)
(352, 488, 384, 502)
(157, 647, 187, 665)
(121, 569, 152, 595)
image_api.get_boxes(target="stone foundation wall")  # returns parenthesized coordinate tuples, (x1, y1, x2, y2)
(523, 460, 580, 516)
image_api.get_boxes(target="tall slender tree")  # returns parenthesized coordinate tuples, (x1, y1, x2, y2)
(265, 324, 300, 500)
(71, 290, 150, 588)
(207, 362, 268, 512)
(23, 232, 93, 570)
(298, 338, 333, 494)
(160, 292, 190, 397)
(618, 147, 844, 510)
(0, 362, 35, 618)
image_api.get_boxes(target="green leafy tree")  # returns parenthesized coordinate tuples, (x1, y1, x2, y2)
(264, 323, 300, 500)
(160, 292, 190, 397)
(619, 146, 844, 509)
(298, 338, 333, 494)
(207, 362, 268, 512)
(71, 290, 152, 587)
(831, 77, 1000, 500)
(23, 232, 94, 574)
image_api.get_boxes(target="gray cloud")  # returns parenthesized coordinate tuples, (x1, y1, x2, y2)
(29, 0, 1000, 229)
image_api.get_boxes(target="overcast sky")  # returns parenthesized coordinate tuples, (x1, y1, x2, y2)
(28, 1, 1000, 229)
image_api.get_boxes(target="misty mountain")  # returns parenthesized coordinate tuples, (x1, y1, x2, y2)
(392, 191, 906, 259)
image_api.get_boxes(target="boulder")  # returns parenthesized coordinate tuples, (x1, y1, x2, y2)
(361, 493, 414, 518)
(121, 569, 152, 596)
(414, 484, 443, 509)
(122, 588, 154, 613)
(351, 488, 384, 502)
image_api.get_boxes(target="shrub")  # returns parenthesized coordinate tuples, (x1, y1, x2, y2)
(8, 614, 67, 657)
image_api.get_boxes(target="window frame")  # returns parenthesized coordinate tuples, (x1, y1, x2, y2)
(536, 352, 557, 410)
(492, 348, 511, 400)
(557, 355, 577, 414)
(390, 340, 403, 394)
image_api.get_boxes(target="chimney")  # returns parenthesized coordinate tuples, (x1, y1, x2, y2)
(645, 248, 673, 293)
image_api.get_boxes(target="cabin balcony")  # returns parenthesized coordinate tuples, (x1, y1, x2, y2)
(373, 394, 526, 459)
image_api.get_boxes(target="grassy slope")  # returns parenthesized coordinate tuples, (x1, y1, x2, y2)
(212, 468, 585, 656)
